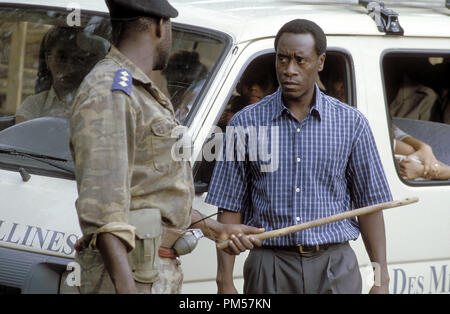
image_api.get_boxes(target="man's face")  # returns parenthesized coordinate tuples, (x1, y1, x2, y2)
(155, 18, 173, 71)
(241, 82, 274, 105)
(275, 32, 325, 102)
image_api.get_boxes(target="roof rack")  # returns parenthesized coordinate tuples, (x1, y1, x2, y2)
(360, 1, 404, 35)
(361, 0, 448, 9)
(291, 0, 449, 35)
(287, 0, 448, 9)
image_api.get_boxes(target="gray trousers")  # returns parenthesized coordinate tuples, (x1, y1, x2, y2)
(243, 242, 362, 294)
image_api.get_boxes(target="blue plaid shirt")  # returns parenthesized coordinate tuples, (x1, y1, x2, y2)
(205, 86, 392, 246)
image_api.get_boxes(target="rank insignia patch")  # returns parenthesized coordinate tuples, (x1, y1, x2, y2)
(112, 69, 132, 96)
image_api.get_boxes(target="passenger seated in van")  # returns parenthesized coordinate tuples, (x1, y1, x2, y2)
(196, 59, 278, 186)
(15, 27, 107, 123)
(393, 124, 450, 180)
(218, 55, 278, 129)
(389, 74, 438, 121)
(440, 86, 450, 124)
(325, 75, 447, 180)
(162, 51, 208, 122)
(324, 71, 347, 104)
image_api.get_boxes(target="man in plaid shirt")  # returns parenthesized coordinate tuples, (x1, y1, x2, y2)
(206, 19, 392, 294)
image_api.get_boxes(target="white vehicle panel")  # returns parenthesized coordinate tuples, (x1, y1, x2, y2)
(0, 169, 81, 258)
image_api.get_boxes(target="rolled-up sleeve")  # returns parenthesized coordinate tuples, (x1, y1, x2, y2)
(70, 89, 137, 251)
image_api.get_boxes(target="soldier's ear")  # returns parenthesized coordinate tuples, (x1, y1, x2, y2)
(154, 18, 164, 39)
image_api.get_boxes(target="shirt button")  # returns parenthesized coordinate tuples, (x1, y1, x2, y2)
(296, 217, 301, 222)
(296, 128, 301, 133)
(297, 157, 301, 162)
(295, 187, 300, 193)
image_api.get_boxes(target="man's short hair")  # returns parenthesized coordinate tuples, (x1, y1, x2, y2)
(274, 19, 327, 56)
(111, 16, 156, 46)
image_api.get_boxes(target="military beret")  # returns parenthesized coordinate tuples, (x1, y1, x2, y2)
(105, 0, 178, 20)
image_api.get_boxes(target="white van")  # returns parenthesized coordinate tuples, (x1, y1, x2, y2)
(0, 0, 449, 294)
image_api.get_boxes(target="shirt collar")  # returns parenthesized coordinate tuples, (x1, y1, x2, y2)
(271, 84, 324, 122)
(47, 86, 71, 107)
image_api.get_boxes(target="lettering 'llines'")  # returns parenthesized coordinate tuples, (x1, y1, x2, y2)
(0, 220, 79, 256)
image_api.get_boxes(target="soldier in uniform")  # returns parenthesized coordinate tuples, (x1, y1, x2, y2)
(71, 0, 263, 294)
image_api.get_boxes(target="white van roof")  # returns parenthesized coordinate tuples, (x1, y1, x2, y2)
(1, 0, 449, 41)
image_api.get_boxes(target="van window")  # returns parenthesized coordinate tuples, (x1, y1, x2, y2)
(320, 50, 355, 107)
(152, 31, 226, 124)
(193, 49, 355, 192)
(0, 10, 111, 123)
(382, 51, 450, 184)
(0, 6, 228, 179)
(0, 7, 111, 179)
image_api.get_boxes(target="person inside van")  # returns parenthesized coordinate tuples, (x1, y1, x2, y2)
(393, 124, 450, 180)
(15, 27, 107, 123)
(196, 56, 278, 187)
(325, 74, 447, 181)
(217, 54, 278, 129)
(324, 71, 347, 104)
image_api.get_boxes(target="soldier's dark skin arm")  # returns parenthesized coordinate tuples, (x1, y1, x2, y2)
(96, 233, 137, 294)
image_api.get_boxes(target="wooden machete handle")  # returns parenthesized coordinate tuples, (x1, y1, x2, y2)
(216, 197, 419, 251)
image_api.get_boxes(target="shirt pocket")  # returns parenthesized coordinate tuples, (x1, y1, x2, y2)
(150, 117, 179, 172)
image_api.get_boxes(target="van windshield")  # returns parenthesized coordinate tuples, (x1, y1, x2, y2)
(0, 5, 228, 178)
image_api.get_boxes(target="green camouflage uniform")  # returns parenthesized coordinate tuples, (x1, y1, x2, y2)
(70, 46, 193, 294)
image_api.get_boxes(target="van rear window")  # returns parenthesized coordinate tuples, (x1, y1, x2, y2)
(382, 51, 450, 185)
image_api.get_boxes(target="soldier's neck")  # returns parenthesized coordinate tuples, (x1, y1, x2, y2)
(117, 43, 154, 78)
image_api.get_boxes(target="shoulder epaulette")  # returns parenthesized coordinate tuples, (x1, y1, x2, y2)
(112, 69, 132, 96)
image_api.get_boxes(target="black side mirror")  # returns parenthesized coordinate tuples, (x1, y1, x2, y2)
(0, 116, 15, 131)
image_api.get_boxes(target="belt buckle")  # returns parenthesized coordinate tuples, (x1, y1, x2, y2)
(298, 244, 320, 254)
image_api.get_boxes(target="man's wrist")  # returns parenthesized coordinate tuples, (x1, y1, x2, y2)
(203, 218, 220, 240)
(373, 263, 390, 286)
(216, 275, 235, 287)
(115, 279, 138, 294)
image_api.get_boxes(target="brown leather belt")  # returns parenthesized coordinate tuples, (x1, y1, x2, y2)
(265, 242, 344, 254)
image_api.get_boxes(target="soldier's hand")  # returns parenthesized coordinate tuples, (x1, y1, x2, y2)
(74, 238, 82, 253)
(74, 235, 90, 253)
(218, 224, 265, 255)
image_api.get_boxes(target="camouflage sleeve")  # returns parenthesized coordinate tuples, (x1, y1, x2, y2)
(70, 88, 137, 252)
